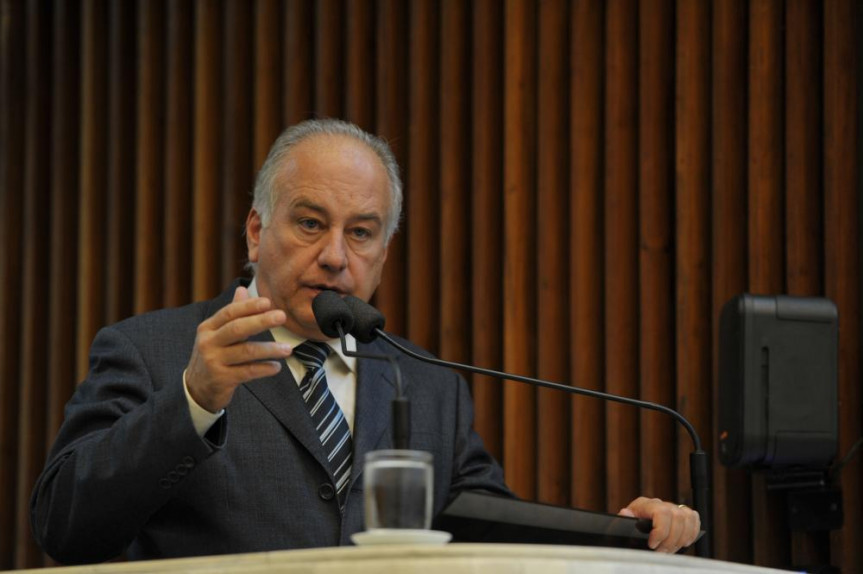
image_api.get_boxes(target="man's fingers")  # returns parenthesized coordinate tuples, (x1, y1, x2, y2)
(232, 285, 250, 303)
(654, 506, 686, 553)
(204, 295, 278, 332)
(203, 307, 286, 347)
(220, 341, 293, 367)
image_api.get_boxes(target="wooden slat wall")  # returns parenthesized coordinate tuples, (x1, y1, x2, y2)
(0, 1, 860, 571)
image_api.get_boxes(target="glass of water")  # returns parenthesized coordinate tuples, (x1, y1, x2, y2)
(363, 450, 433, 531)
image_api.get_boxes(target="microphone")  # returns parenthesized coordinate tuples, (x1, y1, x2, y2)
(341, 295, 711, 558)
(311, 291, 410, 450)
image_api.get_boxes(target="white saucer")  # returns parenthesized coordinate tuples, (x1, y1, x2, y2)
(351, 529, 452, 546)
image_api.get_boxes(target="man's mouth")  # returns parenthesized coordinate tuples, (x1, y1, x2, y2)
(306, 284, 346, 296)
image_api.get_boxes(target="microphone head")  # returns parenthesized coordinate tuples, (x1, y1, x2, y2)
(342, 296, 386, 343)
(312, 291, 355, 338)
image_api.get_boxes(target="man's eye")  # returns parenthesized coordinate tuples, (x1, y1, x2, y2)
(299, 219, 320, 230)
(351, 227, 372, 240)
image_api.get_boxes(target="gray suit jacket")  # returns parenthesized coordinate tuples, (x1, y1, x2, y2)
(31, 280, 510, 564)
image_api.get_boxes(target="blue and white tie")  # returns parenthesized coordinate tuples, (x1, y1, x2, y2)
(294, 341, 353, 502)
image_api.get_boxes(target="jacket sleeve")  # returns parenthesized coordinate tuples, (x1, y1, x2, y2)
(30, 325, 224, 565)
(446, 372, 514, 501)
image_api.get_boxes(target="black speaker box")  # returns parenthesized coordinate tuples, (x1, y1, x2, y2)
(718, 294, 838, 468)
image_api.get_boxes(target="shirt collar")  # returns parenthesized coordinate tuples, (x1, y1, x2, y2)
(247, 277, 357, 373)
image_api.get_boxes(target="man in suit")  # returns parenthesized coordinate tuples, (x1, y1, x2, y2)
(31, 119, 700, 565)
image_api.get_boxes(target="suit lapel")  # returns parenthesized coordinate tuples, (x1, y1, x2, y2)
(242, 329, 333, 477)
(351, 340, 403, 483)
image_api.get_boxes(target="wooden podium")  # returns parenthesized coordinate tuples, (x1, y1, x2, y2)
(10, 545, 791, 573)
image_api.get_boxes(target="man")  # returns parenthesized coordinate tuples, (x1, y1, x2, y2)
(31, 119, 699, 564)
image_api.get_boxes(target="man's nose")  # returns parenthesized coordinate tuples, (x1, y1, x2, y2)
(318, 232, 348, 271)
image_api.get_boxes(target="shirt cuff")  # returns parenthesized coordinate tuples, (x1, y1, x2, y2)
(183, 369, 225, 438)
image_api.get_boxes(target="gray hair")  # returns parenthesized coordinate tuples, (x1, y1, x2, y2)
(252, 118, 403, 242)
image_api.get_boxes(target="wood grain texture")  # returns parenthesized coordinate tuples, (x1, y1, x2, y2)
(222, 0, 254, 284)
(283, 0, 313, 126)
(570, 0, 605, 513)
(164, 0, 193, 308)
(193, 0, 222, 301)
(134, 0, 163, 313)
(0, 0, 26, 566)
(314, 0, 343, 118)
(439, 0, 470, 369)
(824, 2, 862, 571)
(674, 0, 712, 512)
(15, 2, 52, 565)
(345, 0, 375, 128)
(105, 0, 136, 325)
(373, 0, 407, 336)
(604, 0, 639, 513)
(638, 0, 675, 505)
(748, 0, 788, 567)
(253, 0, 282, 170)
(710, 0, 752, 563)
(536, 0, 570, 506)
(470, 0, 504, 461)
(503, 0, 537, 500)
(406, 0, 440, 352)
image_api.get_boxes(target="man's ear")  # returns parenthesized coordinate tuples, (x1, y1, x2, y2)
(245, 208, 262, 262)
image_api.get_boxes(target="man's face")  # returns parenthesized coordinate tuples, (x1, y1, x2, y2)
(246, 134, 390, 340)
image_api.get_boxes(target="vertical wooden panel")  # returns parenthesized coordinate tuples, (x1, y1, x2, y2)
(283, 0, 313, 125)
(470, 0, 504, 460)
(406, 0, 439, 351)
(570, 0, 605, 512)
(637, 0, 675, 505)
(748, 0, 787, 567)
(105, 0, 136, 325)
(604, 0, 638, 513)
(786, 2, 827, 566)
(439, 0, 470, 367)
(825, 2, 862, 572)
(675, 0, 711, 511)
(345, 0, 374, 128)
(315, 0, 344, 118)
(785, 0, 822, 297)
(134, 0, 163, 313)
(164, 0, 193, 307)
(711, 0, 751, 563)
(193, 1, 222, 300)
(77, 0, 108, 382)
(373, 0, 407, 336)
(503, 0, 536, 499)
(254, 0, 282, 170)
(536, 0, 570, 506)
(47, 0, 80, 452)
(222, 0, 253, 284)
(0, 0, 26, 567)
(16, 1, 52, 565)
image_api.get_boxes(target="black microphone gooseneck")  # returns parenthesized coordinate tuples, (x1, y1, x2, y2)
(311, 291, 410, 450)
(342, 295, 711, 558)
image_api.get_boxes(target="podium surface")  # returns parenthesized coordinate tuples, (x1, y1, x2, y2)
(10, 544, 791, 574)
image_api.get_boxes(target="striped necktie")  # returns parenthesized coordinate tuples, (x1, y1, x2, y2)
(294, 341, 353, 502)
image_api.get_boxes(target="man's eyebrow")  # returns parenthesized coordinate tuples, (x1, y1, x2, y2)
(291, 199, 327, 214)
(352, 213, 384, 225)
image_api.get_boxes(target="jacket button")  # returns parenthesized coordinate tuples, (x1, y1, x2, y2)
(318, 483, 335, 501)
(159, 478, 172, 490)
(182, 456, 195, 468)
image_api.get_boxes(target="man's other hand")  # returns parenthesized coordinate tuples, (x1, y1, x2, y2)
(185, 286, 293, 412)
(619, 496, 701, 553)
